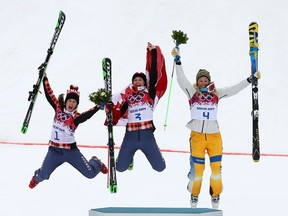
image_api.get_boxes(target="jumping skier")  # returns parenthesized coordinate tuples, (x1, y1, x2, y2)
(110, 42, 167, 173)
(29, 74, 108, 189)
(172, 47, 260, 209)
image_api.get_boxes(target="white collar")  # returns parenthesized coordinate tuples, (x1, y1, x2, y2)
(64, 108, 74, 115)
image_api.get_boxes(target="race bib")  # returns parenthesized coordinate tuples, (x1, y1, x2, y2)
(50, 121, 75, 143)
(128, 104, 153, 123)
(190, 104, 218, 121)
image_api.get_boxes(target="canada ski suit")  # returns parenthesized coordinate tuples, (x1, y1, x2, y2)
(112, 48, 166, 172)
(32, 76, 102, 183)
(175, 62, 250, 197)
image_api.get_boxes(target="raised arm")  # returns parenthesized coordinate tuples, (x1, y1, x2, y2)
(43, 76, 59, 110)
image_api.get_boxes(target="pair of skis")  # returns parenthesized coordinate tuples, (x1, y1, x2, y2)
(21, 11, 118, 192)
(102, 58, 118, 193)
(21, 11, 66, 134)
(249, 22, 260, 162)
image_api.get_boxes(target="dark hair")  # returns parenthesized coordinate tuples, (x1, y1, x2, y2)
(58, 94, 65, 110)
(65, 85, 80, 106)
(132, 72, 147, 86)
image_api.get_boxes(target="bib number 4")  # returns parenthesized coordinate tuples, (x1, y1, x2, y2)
(203, 112, 210, 120)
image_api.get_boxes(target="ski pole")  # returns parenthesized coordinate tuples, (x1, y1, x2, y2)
(164, 60, 176, 130)
(164, 30, 188, 130)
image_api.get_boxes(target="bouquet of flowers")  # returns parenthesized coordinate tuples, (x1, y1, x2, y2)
(89, 88, 111, 105)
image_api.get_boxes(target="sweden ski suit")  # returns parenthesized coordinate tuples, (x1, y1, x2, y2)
(175, 62, 250, 197)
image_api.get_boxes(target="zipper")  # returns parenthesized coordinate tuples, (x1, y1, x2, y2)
(201, 120, 205, 133)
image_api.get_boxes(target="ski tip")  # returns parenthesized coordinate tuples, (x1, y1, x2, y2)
(249, 22, 259, 31)
(59, 10, 66, 16)
(253, 159, 260, 163)
(56, 10, 66, 29)
(58, 11, 66, 24)
(102, 58, 112, 63)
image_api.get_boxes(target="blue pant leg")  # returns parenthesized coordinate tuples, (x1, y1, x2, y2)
(187, 135, 195, 180)
(116, 131, 138, 172)
(34, 146, 65, 182)
(140, 129, 166, 172)
(64, 149, 101, 179)
(188, 154, 195, 180)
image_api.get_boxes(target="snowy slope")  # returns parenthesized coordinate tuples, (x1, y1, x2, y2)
(1, 0, 288, 216)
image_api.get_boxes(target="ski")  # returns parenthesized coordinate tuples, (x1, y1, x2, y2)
(21, 11, 66, 134)
(249, 22, 260, 162)
(102, 58, 117, 193)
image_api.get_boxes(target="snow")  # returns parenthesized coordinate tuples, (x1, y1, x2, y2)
(1, 0, 288, 216)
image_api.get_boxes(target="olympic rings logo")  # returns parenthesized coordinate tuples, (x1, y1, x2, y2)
(197, 92, 215, 102)
(56, 111, 70, 122)
(127, 92, 145, 103)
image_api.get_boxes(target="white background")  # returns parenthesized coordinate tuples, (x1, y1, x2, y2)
(1, 0, 287, 216)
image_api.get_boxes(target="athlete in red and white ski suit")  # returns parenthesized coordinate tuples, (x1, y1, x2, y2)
(111, 43, 167, 172)
(28, 75, 107, 189)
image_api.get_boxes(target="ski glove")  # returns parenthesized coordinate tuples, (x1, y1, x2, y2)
(247, 71, 261, 83)
(171, 47, 181, 63)
(99, 102, 105, 110)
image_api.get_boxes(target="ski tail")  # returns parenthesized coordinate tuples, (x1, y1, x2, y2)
(249, 22, 260, 162)
(102, 58, 117, 193)
(21, 11, 66, 134)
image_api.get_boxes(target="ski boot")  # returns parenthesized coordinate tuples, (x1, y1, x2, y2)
(91, 156, 108, 174)
(29, 176, 39, 189)
(190, 195, 198, 208)
(211, 195, 220, 209)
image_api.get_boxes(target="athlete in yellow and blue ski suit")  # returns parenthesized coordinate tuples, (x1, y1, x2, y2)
(173, 47, 260, 208)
